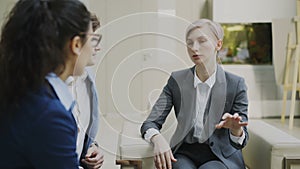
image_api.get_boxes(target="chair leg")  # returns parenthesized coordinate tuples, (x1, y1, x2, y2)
(116, 159, 143, 169)
(281, 89, 288, 123)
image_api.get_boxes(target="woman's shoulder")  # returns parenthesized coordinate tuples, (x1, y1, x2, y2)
(224, 71, 247, 89)
(171, 67, 194, 77)
(22, 86, 74, 123)
(20, 88, 77, 144)
(224, 71, 244, 81)
(1, 87, 78, 168)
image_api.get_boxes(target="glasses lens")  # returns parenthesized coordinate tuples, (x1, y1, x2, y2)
(91, 34, 101, 47)
(91, 34, 101, 48)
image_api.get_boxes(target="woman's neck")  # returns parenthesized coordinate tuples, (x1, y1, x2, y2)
(55, 65, 72, 81)
(195, 64, 216, 82)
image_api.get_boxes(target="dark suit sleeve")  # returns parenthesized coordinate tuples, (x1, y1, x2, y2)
(28, 102, 79, 169)
(231, 78, 249, 149)
(140, 75, 176, 137)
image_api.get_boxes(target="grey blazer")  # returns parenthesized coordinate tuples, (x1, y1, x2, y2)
(141, 65, 249, 169)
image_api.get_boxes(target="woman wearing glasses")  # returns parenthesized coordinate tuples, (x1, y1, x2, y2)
(0, 0, 99, 168)
(66, 14, 104, 169)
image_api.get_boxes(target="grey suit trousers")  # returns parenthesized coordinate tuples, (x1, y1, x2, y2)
(172, 142, 227, 169)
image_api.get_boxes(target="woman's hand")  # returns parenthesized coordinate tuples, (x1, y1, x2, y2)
(81, 144, 104, 169)
(215, 113, 248, 136)
(151, 134, 177, 169)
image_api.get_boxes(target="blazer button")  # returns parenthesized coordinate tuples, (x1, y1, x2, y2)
(210, 142, 214, 147)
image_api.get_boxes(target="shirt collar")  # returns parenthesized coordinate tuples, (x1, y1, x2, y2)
(65, 76, 75, 86)
(46, 73, 74, 110)
(78, 70, 88, 81)
(193, 68, 216, 88)
(65, 70, 89, 87)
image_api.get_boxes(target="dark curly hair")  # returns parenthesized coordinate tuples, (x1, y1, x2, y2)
(0, 0, 91, 110)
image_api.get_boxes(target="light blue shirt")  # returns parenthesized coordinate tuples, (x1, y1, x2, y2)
(46, 73, 74, 111)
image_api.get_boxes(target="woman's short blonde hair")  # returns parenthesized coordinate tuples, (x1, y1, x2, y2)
(186, 19, 224, 41)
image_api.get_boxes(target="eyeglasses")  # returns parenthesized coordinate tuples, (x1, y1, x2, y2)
(79, 33, 102, 48)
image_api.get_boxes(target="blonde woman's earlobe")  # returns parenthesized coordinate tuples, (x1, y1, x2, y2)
(216, 39, 223, 51)
(70, 35, 82, 56)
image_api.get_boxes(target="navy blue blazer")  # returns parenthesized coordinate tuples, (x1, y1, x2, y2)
(0, 83, 79, 168)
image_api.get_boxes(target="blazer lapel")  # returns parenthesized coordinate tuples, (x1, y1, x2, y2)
(170, 67, 197, 148)
(178, 66, 197, 129)
(203, 65, 227, 138)
(171, 65, 227, 147)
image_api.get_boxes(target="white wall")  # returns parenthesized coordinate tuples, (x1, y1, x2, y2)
(272, 18, 296, 85)
(0, 0, 16, 29)
(223, 65, 300, 118)
(210, 0, 296, 23)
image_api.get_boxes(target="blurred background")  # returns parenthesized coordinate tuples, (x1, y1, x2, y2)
(0, 0, 297, 168)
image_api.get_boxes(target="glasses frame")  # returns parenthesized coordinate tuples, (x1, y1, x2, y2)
(79, 33, 102, 48)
